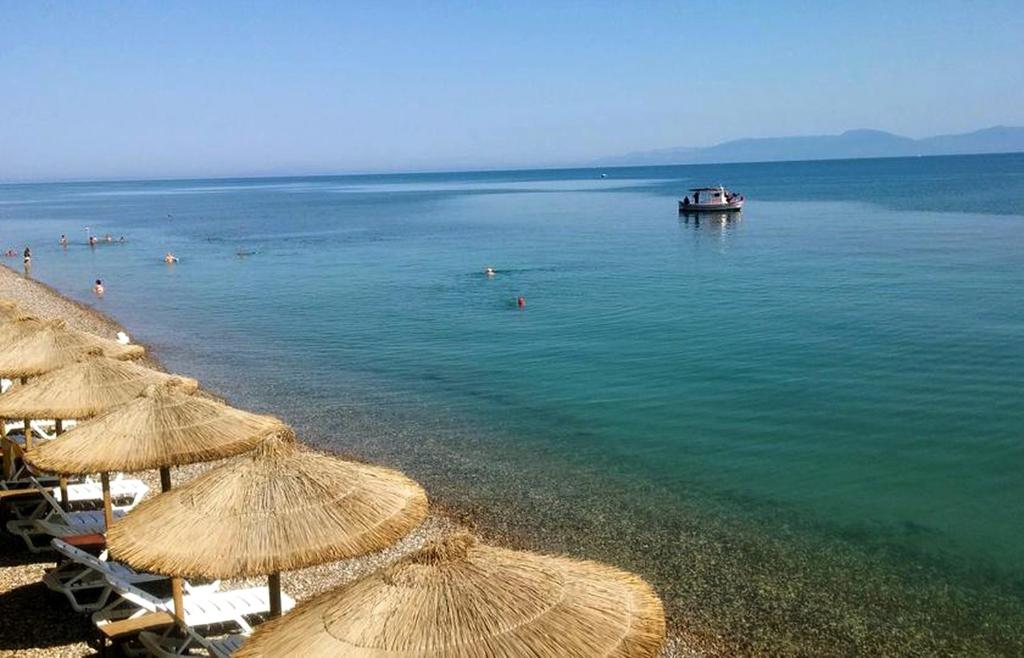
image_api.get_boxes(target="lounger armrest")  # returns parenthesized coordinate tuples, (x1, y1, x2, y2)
(97, 611, 175, 642)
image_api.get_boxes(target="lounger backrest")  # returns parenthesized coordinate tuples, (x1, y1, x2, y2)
(105, 575, 163, 611)
(50, 538, 117, 574)
(29, 477, 72, 523)
(50, 538, 84, 562)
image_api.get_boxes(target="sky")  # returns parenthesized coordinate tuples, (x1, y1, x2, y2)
(2, 1, 1023, 181)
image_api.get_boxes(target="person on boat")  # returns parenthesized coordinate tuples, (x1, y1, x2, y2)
(693, 190, 700, 204)
(93, 279, 104, 295)
(59, 234, 68, 247)
(517, 296, 526, 309)
(164, 252, 178, 264)
(682, 196, 690, 207)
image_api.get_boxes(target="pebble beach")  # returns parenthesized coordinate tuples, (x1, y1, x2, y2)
(0, 263, 690, 657)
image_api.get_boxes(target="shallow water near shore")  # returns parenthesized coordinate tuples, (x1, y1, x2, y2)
(3, 154, 1023, 653)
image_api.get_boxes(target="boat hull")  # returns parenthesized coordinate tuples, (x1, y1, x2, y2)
(678, 200, 744, 213)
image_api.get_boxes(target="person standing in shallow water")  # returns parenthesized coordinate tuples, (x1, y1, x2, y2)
(22, 246, 30, 265)
(517, 296, 526, 309)
(59, 234, 68, 247)
(93, 279, 104, 296)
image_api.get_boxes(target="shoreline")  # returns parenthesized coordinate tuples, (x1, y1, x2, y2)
(0, 264, 692, 656)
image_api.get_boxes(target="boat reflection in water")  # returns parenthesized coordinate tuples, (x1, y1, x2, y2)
(678, 210, 742, 229)
(678, 210, 743, 251)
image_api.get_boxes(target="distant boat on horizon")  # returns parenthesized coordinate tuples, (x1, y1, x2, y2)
(679, 186, 744, 213)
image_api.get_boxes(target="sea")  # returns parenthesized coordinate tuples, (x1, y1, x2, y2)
(2, 153, 1023, 654)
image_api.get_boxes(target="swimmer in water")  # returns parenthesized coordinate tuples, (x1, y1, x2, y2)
(517, 296, 526, 309)
(164, 252, 178, 264)
(59, 234, 68, 247)
(88, 236, 97, 247)
(484, 267, 496, 277)
(93, 279, 105, 295)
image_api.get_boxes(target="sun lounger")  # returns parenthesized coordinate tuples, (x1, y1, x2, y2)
(1, 424, 74, 486)
(8, 509, 124, 552)
(95, 612, 176, 657)
(2, 418, 75, 442)
(6, 479, 143, 551)
(0, 467, 62, 491)
(44, 538, 167, 613)
(93, 575, 289, 633)
(139, 624, 247, 658)
(6, 475, 148, 520)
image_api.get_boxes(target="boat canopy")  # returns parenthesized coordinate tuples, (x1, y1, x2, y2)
(689, 187, 726, 192)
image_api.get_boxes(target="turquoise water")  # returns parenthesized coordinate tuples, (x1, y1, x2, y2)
(2, 154, 1023, 653)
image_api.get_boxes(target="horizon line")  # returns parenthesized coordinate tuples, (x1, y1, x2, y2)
(2, 150, 1023, 187)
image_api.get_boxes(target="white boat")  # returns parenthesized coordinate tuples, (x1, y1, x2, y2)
(678, 186, 744, 212)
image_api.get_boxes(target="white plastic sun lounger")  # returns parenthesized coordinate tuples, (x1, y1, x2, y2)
(7, 475, 148, 521)
(0, 468, 62, 491)
(93, 575, 291, 632)
(44, 538, 168, 613)
(6, 482, 138, 551)
(2, 419, 76, 442)
(139, 624, 247, 658)
(1, 421, 77, 488)
(7, 509, 124, 552)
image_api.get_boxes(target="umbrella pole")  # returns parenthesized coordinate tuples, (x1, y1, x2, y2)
(19, 378, 30, 452)
(159, 466, 172, 492)
(58, 475, 69, 512)
(1, 421, 11, 480)
(171, 577, 185, 621)
(55, 420, 68, 512)
(268, 572, 282, 617)
(100, 471, 114, 529)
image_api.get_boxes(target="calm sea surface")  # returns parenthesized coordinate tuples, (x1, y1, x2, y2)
(3, 154, 1023, 653)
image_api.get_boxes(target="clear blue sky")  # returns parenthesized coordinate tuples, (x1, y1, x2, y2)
(2, 1, 1022, 180)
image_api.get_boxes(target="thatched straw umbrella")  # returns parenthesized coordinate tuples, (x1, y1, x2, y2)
(0, 356, 195, 515)
(25, 377, 286, 524)
(0, 312, 43, 477)
(0, 300, 22, 321)
(0, 319, 144, 471)
(108, 430, 428, 620)
(234, 532, 666, 658)
(0, 314, 42, 347)
(0, 315, 42, 465)
(0, 319, 143, 379)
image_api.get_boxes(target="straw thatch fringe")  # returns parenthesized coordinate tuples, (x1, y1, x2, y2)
(25, 378, 286, 473)
(0, 299, 21, 319)
(107, 430, 429, 579)
(0, 314, 43, 347)
(234, 532, 666, 658)
(0, 318, 143, 378)
(0, 357, 194, 420)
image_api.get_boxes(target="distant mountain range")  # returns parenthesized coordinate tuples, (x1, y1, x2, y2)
(594, 126, 1024, 166)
